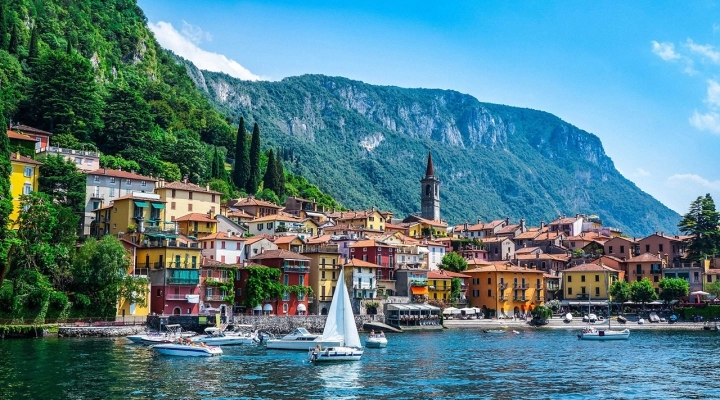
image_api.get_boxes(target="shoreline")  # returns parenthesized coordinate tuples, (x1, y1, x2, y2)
(442, 318, 716, 331)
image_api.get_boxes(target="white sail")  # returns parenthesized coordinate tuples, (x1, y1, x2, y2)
(321, 267, 361, 348)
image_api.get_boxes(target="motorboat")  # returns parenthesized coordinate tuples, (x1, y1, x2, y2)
(588, 314, 598, 323)
(151, 342, 222, 357)
(564, 313, 573, 322)
(578, 326, 630, 340)
(127, 324, 195, 345)
(264, 327, 342, 350)
(308, 266, 364, 362)
(638, 318, 645, 325)
(617, 315, 627, 324)
(365, 332, 388, 348)
(649, 312, 661, 323)
(483, 329, 506, 334)
(669, 315, 678, 324)
(191, 327, 259, 346)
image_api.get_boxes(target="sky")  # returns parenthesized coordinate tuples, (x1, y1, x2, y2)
(137, 0, 720, 215)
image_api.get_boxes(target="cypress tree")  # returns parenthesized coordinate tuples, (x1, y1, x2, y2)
(246, 122, 261, 194)
(0, 5, 7, 51)
(0, 106, 14, 287)
(232, 117, 249, 190)
(262, 149, 277, 195)
(275, 150, 285, 198)
(211, 147, 219, 178)
(27, 25, 39, 62)
(7, 21, 18, 54)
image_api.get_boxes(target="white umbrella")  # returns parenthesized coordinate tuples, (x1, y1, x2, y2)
(690, 291, 710, 296)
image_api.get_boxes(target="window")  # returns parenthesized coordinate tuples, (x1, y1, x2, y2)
(654, 275, 659, 283)
(75, 157, 82, 164)
(94, 175, 100, 182)
(221, 241, 226, 249)
(283, 303, 288, 314)
(581, 286, 586, 294)
(110, 177, 115, 183)
(171, 202, 176, 210)
(141, 181, 147, 187)
(595, 275, 600, 282)
(608, 246, 613, 253)
(659, 244, 664, 252)
(86, 158, 92, 165)
(487, 289, 491, 297)
(709, 275, 714, 283)
(645, 244, 650, 252)
(487, 277, 492, 284)
(581, 275, 585, 282)
(109, 188, 115, 197)
(23, 183, 32, 195)
(189, 192, 193, 200)
(636, 264, 642, 274)
(236, 243, 241, 250)
(595, 287, 600, 296)
(210, 242, 214, 249)
(23, 167, 33, 177)
(172, 189, 176, 198)
(620, 245, 624, 254)
(188, 204, 193, 211)
(568, 287, 573, 295)
(568, 275, 572, 283)
(267, 222, 273, 229)
(571, 242, 575, 248)
(211, 194, 216, 203)
(125, 179, 131, 186)
(92, 201, 99, 210)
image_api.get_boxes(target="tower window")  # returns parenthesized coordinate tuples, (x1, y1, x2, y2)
(426, 184, 431, 196)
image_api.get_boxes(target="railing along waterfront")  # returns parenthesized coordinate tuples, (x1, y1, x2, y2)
(0, 316, 147, 327)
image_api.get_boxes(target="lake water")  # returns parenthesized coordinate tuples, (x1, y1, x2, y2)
(2, 328, 720, 399)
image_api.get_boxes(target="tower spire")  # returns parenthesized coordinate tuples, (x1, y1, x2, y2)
(425, 152, 434, 177)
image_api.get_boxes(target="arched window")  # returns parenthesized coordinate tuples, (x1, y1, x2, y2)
(425, 184, 431, 196)
(435, 185, 438, 196)
(173, 307, 181, 315)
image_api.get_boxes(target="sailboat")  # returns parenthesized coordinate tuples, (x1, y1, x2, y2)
(578, 273, 630, 340)
(308, 266, 364, 362)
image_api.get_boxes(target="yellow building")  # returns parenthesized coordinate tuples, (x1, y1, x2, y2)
(272, 235, 305, 252)
(93, 192, 166, 237)
(303, 235, 342, 314)
(426, 270, 471, 303)
(9, 152, 41, 225)
(175, 213, 217, 238)
(116, 239, 151, 318)
(562, 263, 619, 302)
(402, 215, 448, 238)
(155, 180, 222, 225)
(465, 263, 545, 318)
(327, 208, 388, 232)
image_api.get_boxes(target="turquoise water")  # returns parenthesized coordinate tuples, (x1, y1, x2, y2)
(2, 328, 720, 399)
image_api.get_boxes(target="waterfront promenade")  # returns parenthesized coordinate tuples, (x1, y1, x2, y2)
(443, 317, 712, 331)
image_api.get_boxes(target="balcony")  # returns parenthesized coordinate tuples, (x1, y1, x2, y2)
(576, 294, 589, 300)
(131, 268, 148, 277)
(167, 277, 200, 285)
(282, 264, 310, 273)
(546, 284, 560, 291)
(410, 278, 428, 286)
(514, 283, 530, 289)
(165, 293, 188, 300)
(132, 213, 144, 221)
(205, 295, 225, 301)
(650, 269, 662, 275)
(153, 262, 199, 269)
(303, 245, 340, 254)
(90, 192, 104, 199)
(499, 295, 508, 301)
(353, 284, 373, 290)
(205, 276, 230, 284)
(499, 283, 508, 290)
(514, 296, 527, 301)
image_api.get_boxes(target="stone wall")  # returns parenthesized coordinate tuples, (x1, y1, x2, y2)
(58, 325, 147, 338)
(232, 314, 385, 334)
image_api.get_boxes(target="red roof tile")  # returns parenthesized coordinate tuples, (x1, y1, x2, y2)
(249, 249, 310, 260)
(162, 181, 221, 194)
(10, 152, 42, 165)
(86, 168, 157, 181)
(7, 130, 36, 142)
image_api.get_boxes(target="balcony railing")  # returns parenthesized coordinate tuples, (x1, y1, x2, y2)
(514, 283, 530, 289)
(576, 294, 589, 300)
(547, 284, 560, 291)
(167, 277, 200, 285)
(303, 245, 340, 254)
(514, 296, 527, 301)
(353, 284, 373, 290)
(153, 262, 198, 269)
(205, 277, 230, 284)
(131, 268, 148, 276)
(141, 241, 199, 249)
(650, 269, 662, 275)
(282, 265, 310, 273)
(499, 295, 508, 301)
(499, 283, 508, 290)
(205, 295, 225, 301)
(91, 192, 104, 199)
(165, 293, 188, 300)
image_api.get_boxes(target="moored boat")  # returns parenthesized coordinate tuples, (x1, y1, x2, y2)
(578, 326, 630, 340)
(150, 342, 223, 357)
(365, 332, 387, 348)
(264, 327, 342, 350)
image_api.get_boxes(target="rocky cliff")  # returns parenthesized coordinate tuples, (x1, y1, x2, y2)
(181, 66, 679, 236)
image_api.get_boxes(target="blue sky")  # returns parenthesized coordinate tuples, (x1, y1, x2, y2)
(138, 0, 720, 215)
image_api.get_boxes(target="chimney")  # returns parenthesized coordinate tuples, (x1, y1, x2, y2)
(576, 213, 579, 218)
(505, 217, 510, 225)
(660, 231, 664, 237)
(183, 176, 188, 184)
(118, 167, 122, 171)
(540, 221, 545, 229)
(206, 183, 210, 191)
(103, 168, 107, 174)
(477, 218, 481, 225)
(520, 218, 526, 232)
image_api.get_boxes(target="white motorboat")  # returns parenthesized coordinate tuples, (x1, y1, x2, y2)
(578, 326, 630, 340)
(127, 324, 195, 345)
(365, 333, 387, 348)
(150, 342, 223, 357)
(309, 266, 364, 362)
(564, 313, 573, 322)
(191, 327, 259, 346)
(638, 318, 645, 325)
(264, 327, 342, 350)
(482, 329, 506, 334)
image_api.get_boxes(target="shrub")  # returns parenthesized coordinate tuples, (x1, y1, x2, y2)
(49, 291, 69, 311)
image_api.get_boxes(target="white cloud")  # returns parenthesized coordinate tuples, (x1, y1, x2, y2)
(635, 168, 650, 177)
(148, 21, 263, 81)
(686, 39, 720, 63)
(651, 41, 681, 61)
(667, 173, 720, 191)
(181, 21, 213, 45)
(706, 79, 720, 107)
(714, 23, 720, 34)
(689, 111, 720, 133)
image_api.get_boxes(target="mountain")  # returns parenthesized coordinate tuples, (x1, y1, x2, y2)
(179, 66, 679, 236)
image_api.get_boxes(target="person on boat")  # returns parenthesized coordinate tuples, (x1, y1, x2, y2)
(379, 331, 385, 337)
(370, 329, 375, 337)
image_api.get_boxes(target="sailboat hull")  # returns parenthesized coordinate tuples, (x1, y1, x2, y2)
(309, 347, 364, 362)
(578, 329, 630, 340)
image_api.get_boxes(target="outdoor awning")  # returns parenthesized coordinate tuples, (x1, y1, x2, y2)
(253, 305, 262, 311)
(568, 301, 608, 306)
(133, 201, 148, 208)
(263, 304, 273, 311)
(186, 294, 200, 304)
(151, 202, 165, 209)
(411, 286, 429, 295)
(297, 304, 307, 312)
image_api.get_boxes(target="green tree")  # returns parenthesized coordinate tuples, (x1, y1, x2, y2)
(0, 107, 14, 287)
(71, 236, 147, 317)
(167, 131, 209, 184)
(531, 305, 552, 321)
(263, 149, 277, 195)
(0, 49, 24, 118)
(99, 84, 153, 156)
(275, 151, 285, 199)
(630, 278, 658, 308)
(38, 155, 86, 213)
(209, 179, 233, 202)
(450, 277, 462, 302)
(246, 122, 261, 194)
(210, 147, 229, 182)
(678, 194, 720, 261)
(437, 252, 468, 273)
(658, 277, 689, 304)
(20, 50, 103, 141)
(0, 5, 7, 51)
(609, 280, 631, 308)
(27, 25, 38, 62)
(706, 280, 720, 298)
(242, 266, 285, 308)
(7, 19, 17, 55)
(232, 117, 249, 190)
(99, 154, 140, 173)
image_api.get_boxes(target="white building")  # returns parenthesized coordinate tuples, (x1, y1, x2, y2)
(345, 258, 381, 300)
(424, 240, 446, 271)
(37, 146, 100, 172)
(199, 232, 247, 265)
(242, 236, 279, 259)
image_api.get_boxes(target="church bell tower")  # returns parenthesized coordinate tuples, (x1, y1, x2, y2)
(420, 152, 440, 221)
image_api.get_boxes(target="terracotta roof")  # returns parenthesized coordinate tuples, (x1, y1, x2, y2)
(466, 258, 493, 266)
(251, 212, 303, 223)
(514, 254, 570, 262)
(543, 273, 560, 279)
(706, 269, 720, 275)
(566, 232, 611, 241)
(249, 249, 310, 260)
(304, 234, 333, 245)
(497, 224, 520, 234)
(513, 229, 541, 240)
(605, 236, 638, 244)
(7, 130, 36, 142)
(345, 258, 382, 268)
(384, 223, 406, 230)
(626, 252, 664, 263)
(197, 232, 245, 241)
(549, 217, 581, 225)
(350, 239, 393, 248)
(11, 125, 53, 136)
(244, 236, 271, 245)
(272, 235, 304, 245)
(175, 213, 217, 223)
(230, 197, 282, 209)
(86, 168, 157, 181)
(464, 263, 544, 274)
(227, 209, 254, 218)
(534, 231, 564, 241)
(428, 270, 471, 279)
(107, 193, 164, 202)
(332, 209, 382, 220)
(515, 246, 542, 255)
(10, 152, 42, 165)
(409, 215, 448, 228)
(161, 181, 221, 194)
(481, 237, 511, 243)
(564, 263, 617, 273)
